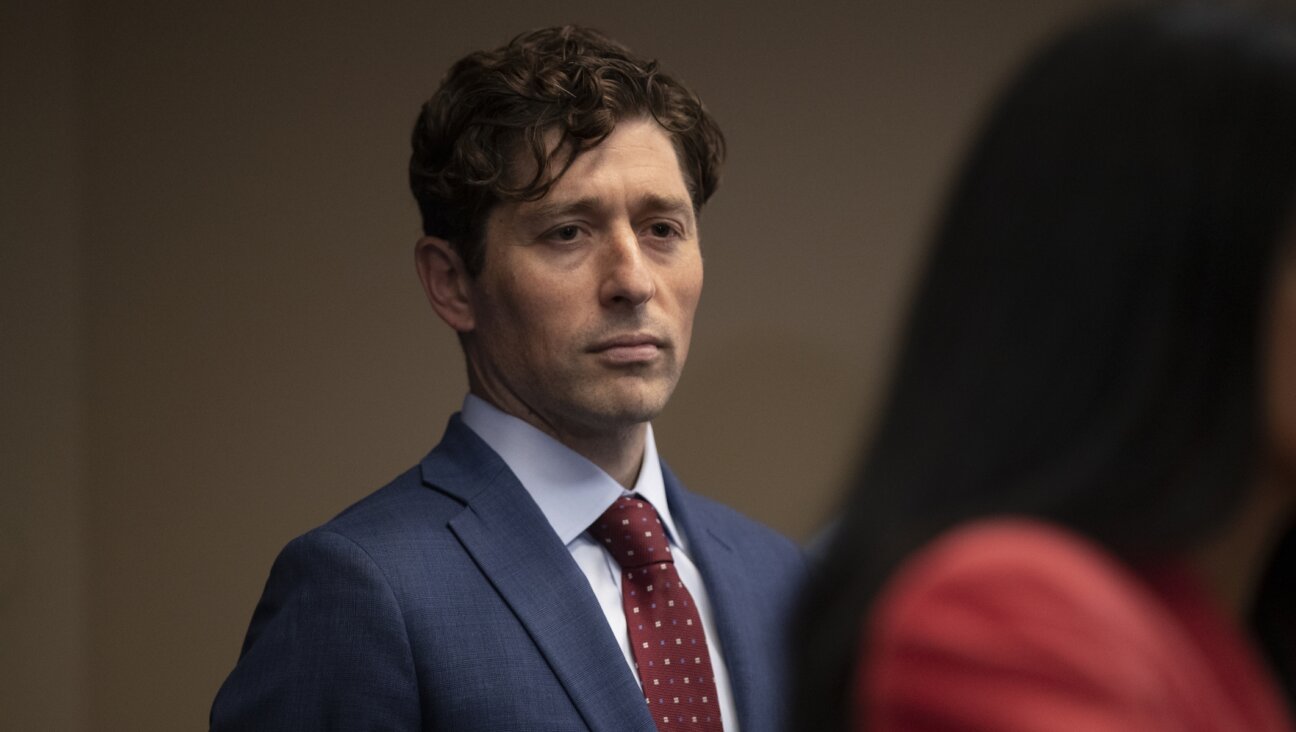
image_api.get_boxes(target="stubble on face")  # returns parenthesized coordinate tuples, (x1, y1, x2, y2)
(461, 119, 704, 448)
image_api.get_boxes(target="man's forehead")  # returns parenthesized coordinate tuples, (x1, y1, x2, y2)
(506, 118, 687, 191)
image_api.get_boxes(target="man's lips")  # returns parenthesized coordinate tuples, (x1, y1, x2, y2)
(588, 334, 668, 364)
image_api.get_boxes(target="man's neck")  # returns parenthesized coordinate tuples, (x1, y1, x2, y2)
(467, 389, 649, 489)
(558, 424, 646, 489)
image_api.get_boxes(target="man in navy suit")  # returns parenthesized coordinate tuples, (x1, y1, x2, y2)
(211, 25, 804, 731)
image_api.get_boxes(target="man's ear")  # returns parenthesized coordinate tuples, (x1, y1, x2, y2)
(415, 235, 476, 333)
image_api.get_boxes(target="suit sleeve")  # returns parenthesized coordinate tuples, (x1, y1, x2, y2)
(859, 523, 1191, 732)
(210, 529, 421, 731)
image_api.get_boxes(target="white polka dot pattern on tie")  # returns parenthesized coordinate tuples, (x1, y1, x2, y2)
(588, 495, 725, 732)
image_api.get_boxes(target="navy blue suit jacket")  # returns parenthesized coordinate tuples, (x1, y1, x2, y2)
(211, 416, 806, 730)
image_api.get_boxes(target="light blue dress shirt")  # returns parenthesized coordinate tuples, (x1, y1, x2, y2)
(461, 394, 739, 730)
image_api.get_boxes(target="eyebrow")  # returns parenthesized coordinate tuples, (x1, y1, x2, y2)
(518, 198, 601, 224)
(637, 194, 695, 219)
(519, 194, 696, 225)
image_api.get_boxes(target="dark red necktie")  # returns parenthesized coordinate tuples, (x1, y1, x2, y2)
(588, 495, 725, 732)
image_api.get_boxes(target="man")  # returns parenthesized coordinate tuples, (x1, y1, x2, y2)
(211, 25, 804, 731)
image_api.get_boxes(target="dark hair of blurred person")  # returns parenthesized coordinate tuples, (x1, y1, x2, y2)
(792, 3, 1296, 730)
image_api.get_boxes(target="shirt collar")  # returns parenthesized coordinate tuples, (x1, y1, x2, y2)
(459, 394, 682, 548)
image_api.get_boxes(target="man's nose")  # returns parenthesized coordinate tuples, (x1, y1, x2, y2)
(598, 224, 656, 308)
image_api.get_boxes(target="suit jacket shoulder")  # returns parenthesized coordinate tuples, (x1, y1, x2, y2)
(213, 417, 650, 730)
(213, 417, 807, 732)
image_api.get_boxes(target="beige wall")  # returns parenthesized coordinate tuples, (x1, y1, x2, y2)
(2, 0, 87, 728)
(3, 0, 1105, 727)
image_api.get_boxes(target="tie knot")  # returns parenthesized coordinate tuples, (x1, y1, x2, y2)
(588, 496, 673, 569)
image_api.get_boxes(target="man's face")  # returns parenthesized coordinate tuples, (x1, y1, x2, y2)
(463, 118, 704, 440)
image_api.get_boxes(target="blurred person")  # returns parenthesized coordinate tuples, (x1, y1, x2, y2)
(210, 26, 804, 731)
(793, 4, 1296, 730)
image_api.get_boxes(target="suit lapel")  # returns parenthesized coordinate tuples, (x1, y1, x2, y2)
(663, 466, 762, 731)
(422, 418, 656, 732)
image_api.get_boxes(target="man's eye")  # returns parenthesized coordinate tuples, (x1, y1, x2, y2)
(552, 225, 581, 241)
(649, 223, 678, 238)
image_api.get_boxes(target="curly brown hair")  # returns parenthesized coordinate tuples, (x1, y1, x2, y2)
(409, 25, 725, 276)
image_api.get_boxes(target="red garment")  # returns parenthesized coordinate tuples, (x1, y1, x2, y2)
(859, 519, 1294, 731)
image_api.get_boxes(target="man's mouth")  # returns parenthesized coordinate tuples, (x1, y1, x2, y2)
(589, 334, 667, 364)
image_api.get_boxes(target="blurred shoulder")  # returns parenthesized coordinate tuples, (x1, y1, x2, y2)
(864, 518, 1185, 730)
(874, 518, 1163, 642)
(889, 519, 1138, 597)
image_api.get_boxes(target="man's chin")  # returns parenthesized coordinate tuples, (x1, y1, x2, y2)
(578, 386, 675, 429)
